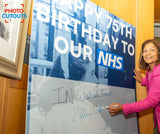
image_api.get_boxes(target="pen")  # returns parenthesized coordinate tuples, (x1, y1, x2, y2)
(105, 105, 119, 109)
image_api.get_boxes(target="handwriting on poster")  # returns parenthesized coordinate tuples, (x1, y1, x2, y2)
(72, 105, 105, 122)
(51, 86, 113, 122)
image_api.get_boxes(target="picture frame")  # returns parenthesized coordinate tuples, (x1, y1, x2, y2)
(0, 0, 31, 79)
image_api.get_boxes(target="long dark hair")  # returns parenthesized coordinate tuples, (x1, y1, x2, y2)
(139, 39, 160, 70)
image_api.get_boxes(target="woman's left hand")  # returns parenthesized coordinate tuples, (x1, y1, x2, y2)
(108, 103, 123, 115)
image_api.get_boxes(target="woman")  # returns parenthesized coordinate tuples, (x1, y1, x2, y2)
(108, 39, 160, 133)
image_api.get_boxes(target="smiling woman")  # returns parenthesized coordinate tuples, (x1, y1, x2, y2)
(108, 39, 160, 133)
(142, 43, 159, 70)
(140, 39, 160, 71)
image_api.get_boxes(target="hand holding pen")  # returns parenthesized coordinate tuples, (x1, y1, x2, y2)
(107, 103, 123, 115)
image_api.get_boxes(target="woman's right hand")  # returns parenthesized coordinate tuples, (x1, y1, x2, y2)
(133, 69, 142, 83)
(108, 103, 123, 116)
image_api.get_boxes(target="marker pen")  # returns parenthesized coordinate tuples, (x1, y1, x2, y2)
(105, 105, 119, 109)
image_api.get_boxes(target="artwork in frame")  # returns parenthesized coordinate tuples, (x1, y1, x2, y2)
(0, 0, 31, 79)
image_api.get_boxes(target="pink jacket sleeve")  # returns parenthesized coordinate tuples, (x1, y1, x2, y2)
(122, 74, 160, 116)
(141, 77, 146, 86)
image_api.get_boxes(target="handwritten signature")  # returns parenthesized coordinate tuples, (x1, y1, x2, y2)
(76, 88, 113, 102)
(72, 105, 105, 122)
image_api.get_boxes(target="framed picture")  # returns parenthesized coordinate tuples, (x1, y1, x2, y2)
(0, 0, 31, 79)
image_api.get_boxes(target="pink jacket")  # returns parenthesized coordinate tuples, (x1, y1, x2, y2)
(122, 64, 160, 132)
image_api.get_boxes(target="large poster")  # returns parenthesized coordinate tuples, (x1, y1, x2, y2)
(26, 0, 138, 134)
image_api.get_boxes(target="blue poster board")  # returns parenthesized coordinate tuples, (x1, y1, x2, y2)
(26, 0, 138, 134)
